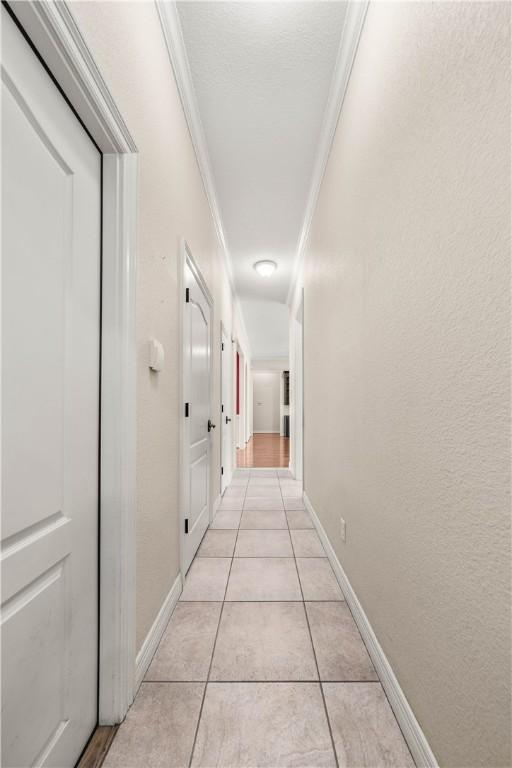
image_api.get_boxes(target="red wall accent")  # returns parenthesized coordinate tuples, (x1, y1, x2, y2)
(236, 351, 240, 415)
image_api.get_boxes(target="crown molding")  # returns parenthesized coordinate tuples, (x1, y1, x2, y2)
(155, 0, 251, 356)
(287, 1, 369, 307)
(9, 0, 137, 154)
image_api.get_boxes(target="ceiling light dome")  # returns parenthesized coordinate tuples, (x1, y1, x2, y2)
(253, 260, 277, 277)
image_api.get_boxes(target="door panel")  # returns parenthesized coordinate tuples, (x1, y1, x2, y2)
(1, 9, 100, 766)
(183, 259, 211, 573)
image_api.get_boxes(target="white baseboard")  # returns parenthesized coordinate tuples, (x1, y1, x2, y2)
(213, 493, 222, 513)
(303, 492, 438, 768)
(253, 430, 280, 434)
(134, 571, 182, 692)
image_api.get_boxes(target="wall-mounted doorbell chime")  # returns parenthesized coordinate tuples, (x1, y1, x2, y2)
(148, 339, 164, 372)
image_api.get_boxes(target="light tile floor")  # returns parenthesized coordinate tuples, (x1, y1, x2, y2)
(104, 470, 415, 768)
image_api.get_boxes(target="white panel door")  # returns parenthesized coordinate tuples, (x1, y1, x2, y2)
(253, 371, 280, 433)
(221, 329, 232, 493)
(1, 9, 100, 767)
(183, 260, 212, 573)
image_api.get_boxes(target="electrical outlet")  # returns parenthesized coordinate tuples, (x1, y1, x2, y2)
(340, 517, 346, 543)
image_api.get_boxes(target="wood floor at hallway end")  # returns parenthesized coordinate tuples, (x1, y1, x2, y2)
(237, 433, 290, 468)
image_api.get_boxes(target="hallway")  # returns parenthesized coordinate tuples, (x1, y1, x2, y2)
(103, 470, 413, 767)
(2, 1, 510, 766)
(237, 434, 290, 468)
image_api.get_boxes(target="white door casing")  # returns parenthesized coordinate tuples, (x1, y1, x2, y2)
(237, 348, 246, 448)
(221, 327, 233, 492)
(1, 8, 100, 765)
(293, 296, 304, 481)
(181, 242, 213, 574)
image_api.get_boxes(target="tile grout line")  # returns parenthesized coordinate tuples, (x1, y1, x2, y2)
(180, 598, 339, 603)
(187, 474, 246, 767)
(283, 478, 340, 768)
(145, 678, 383, 684)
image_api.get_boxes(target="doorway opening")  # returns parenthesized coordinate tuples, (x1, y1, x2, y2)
(237, 362, 290, 468)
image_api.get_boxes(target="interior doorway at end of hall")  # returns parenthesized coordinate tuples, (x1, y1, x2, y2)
(237, 367, 290, 468)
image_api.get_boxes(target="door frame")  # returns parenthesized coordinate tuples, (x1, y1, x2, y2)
(220, 322, 232, 493)
(7, 1, 138, 724)
(178, 238, 214, 578)
(252, 370, 281, 434)
(236, 346, 246, 449)
(291, 291, 304, 480)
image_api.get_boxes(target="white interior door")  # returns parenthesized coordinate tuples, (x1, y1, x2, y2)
(253, 371, 280, 433)
(182, 256, 212, 573)
(1, 8, 100, 767)
(221, 329, 232, 493)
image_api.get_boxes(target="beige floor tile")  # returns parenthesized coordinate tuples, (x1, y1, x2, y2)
(279, 479, 302, 488)
(291, 530, 325, 557)
(243, 486, 282, 498)
(233, 470, 250, 478)
(296, 558, 344, 600)
(250, 469, 277, 477)
(278, 485, 303, 498)
(223, 486, 246, 498)
(244, 497, 284, 510)
(277, 469, 293, 478)
(248, 477, 280, 487)
(230, 477, 249, 486)
(197, 530, 237, 557)
(306, 602, 378, 681)
(286, 510, 314, 529)
(145, 602, 222, 681)
(210, 602, 318, 681)
(104, 683, 204, 768)
(235, 529, 293, 557)
(284, 497, 306, 510)
(240, 510, 288, 530)
(219, 497, 244, 511)
(180, 558, 231, 601)
(210, 510, 242, 530)
(191, 682, 336, 767)
(323, 683, 414, 767)
(225, 557, 302, 601)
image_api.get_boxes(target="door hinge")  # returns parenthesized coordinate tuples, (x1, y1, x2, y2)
(185, 402, 190, 417)
(185, 287, 190, 303)
(184, 518, 189, 534)
(221, 466, 224, 475)
(221, 404, 224, 413)
(222, 342, 224, 351)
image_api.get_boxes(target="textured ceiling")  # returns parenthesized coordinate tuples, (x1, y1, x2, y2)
(177, 1, 347, 355)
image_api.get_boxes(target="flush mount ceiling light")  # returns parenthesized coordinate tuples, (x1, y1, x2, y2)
(253, 260, 277, 277)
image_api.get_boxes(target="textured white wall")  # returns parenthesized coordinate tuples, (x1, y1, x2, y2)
(303, 3, 510, 766)
(71, 1, 250, 652)
(252, 358, 289, 371)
